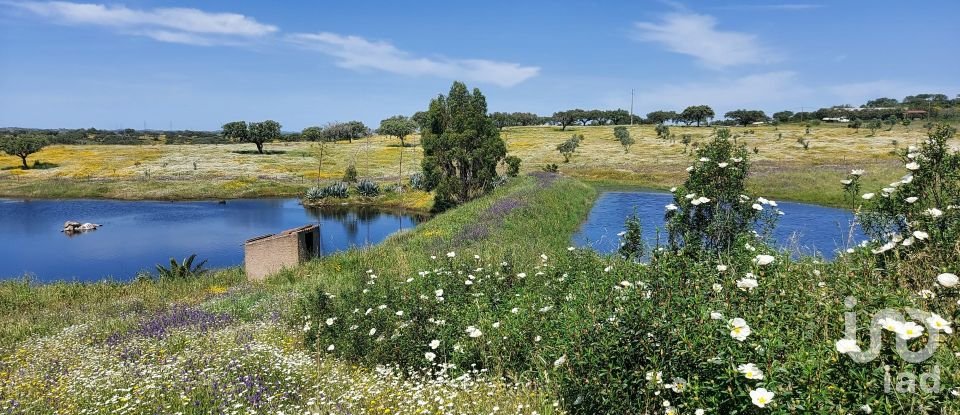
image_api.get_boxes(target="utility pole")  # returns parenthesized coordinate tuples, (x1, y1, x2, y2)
(629, 89, 635, 125)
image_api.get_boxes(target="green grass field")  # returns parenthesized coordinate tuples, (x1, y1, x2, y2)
(2, 123, 952, 207)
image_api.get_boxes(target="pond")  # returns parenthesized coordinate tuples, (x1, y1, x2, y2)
(572, 191, 864, 259)
(0, 198, 425, 282)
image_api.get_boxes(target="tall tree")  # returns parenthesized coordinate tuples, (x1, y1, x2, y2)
(0, 135, 48, 168)
(724, 109, 768, 126)
(772, 111, 794, 123)
(421, 81, 507, 212)
(247, 120, 281, 154)
(552, 111, 575, 131)
(680, 105, 715, 127)
(378, 115, 418, 190)
(646, 110, 677, 125)
(411, 111, 429, 131)
(321, 121, 370, 143)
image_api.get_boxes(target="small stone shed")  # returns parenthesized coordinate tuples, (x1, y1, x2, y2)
(244, 224, 319, 281)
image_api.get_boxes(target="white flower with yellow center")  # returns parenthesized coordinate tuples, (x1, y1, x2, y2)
(895, 321, 925, 340)
(926, 314, 953, 334)
(750, 388, 775, 408)
(737, 363, 764, 380)
(729, 318, 752, 341)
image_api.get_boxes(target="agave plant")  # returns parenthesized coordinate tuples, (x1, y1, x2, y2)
(356, 179, 380, 197)
(409, 172, 426, 190)
(305, 186, 325, 201)
(323, 181, 349, 198)
(156, 254, 208, 280)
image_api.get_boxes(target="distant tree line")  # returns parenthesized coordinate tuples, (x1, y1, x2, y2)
(5, 93, 957, 151)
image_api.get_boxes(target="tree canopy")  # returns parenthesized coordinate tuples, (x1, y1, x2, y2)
(0, 135, 48, 168)
(378, 116, 417, 145)
(247, 120, 281, 154)
(724, 109, 768, 126)
(321, 121, 370, 143)
(679, 105, 715, 127)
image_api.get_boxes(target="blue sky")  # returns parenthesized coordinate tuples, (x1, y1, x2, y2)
(1, 0, 958, 130)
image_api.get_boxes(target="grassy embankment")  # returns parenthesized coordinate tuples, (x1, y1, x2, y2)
(0, 174, 595, 413)
(2, 123, 954, 207)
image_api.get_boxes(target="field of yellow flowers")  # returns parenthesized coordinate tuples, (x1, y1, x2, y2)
(2, 123, 954, 206)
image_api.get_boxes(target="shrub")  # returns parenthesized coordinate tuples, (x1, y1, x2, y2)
(614, 126, 634, 152)
(557, 134, 582, 163)
(655, 124, 670, 139)
(666, 128, 780, 256)
(618, 212, 645, 261)
(856, 123, 959, 286)
(505, 156, 522, 177)
(355, 179, 380, 197)
(542, 163, 559, 173)
(343, 165, 358, 183)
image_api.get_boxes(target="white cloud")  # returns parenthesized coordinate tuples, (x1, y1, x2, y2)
(632, 12, 776, 67)
(10, 1, 277, 45)
(287, 32, 540, 87)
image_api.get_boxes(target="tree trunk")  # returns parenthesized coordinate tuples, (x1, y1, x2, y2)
(317, 144, 324, 187)
(398, 138, 404, 193)
(256, 142, 264, 154)
(20, 155, 28, 169)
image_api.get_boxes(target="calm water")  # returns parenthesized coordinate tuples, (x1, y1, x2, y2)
(0, 199, 425, 282)
(572, 191, 864, 259)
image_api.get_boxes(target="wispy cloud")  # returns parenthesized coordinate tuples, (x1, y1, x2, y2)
(287, 32, 540, 87)
(714, 4, 823, 11)
(634, 71, 809, 111)
(632, 12, 776, 67)
(8, 1, 277, 45)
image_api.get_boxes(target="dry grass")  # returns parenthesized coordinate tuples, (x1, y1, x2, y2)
(1, 123, 955, 206)
(501, 123, 957, 206)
